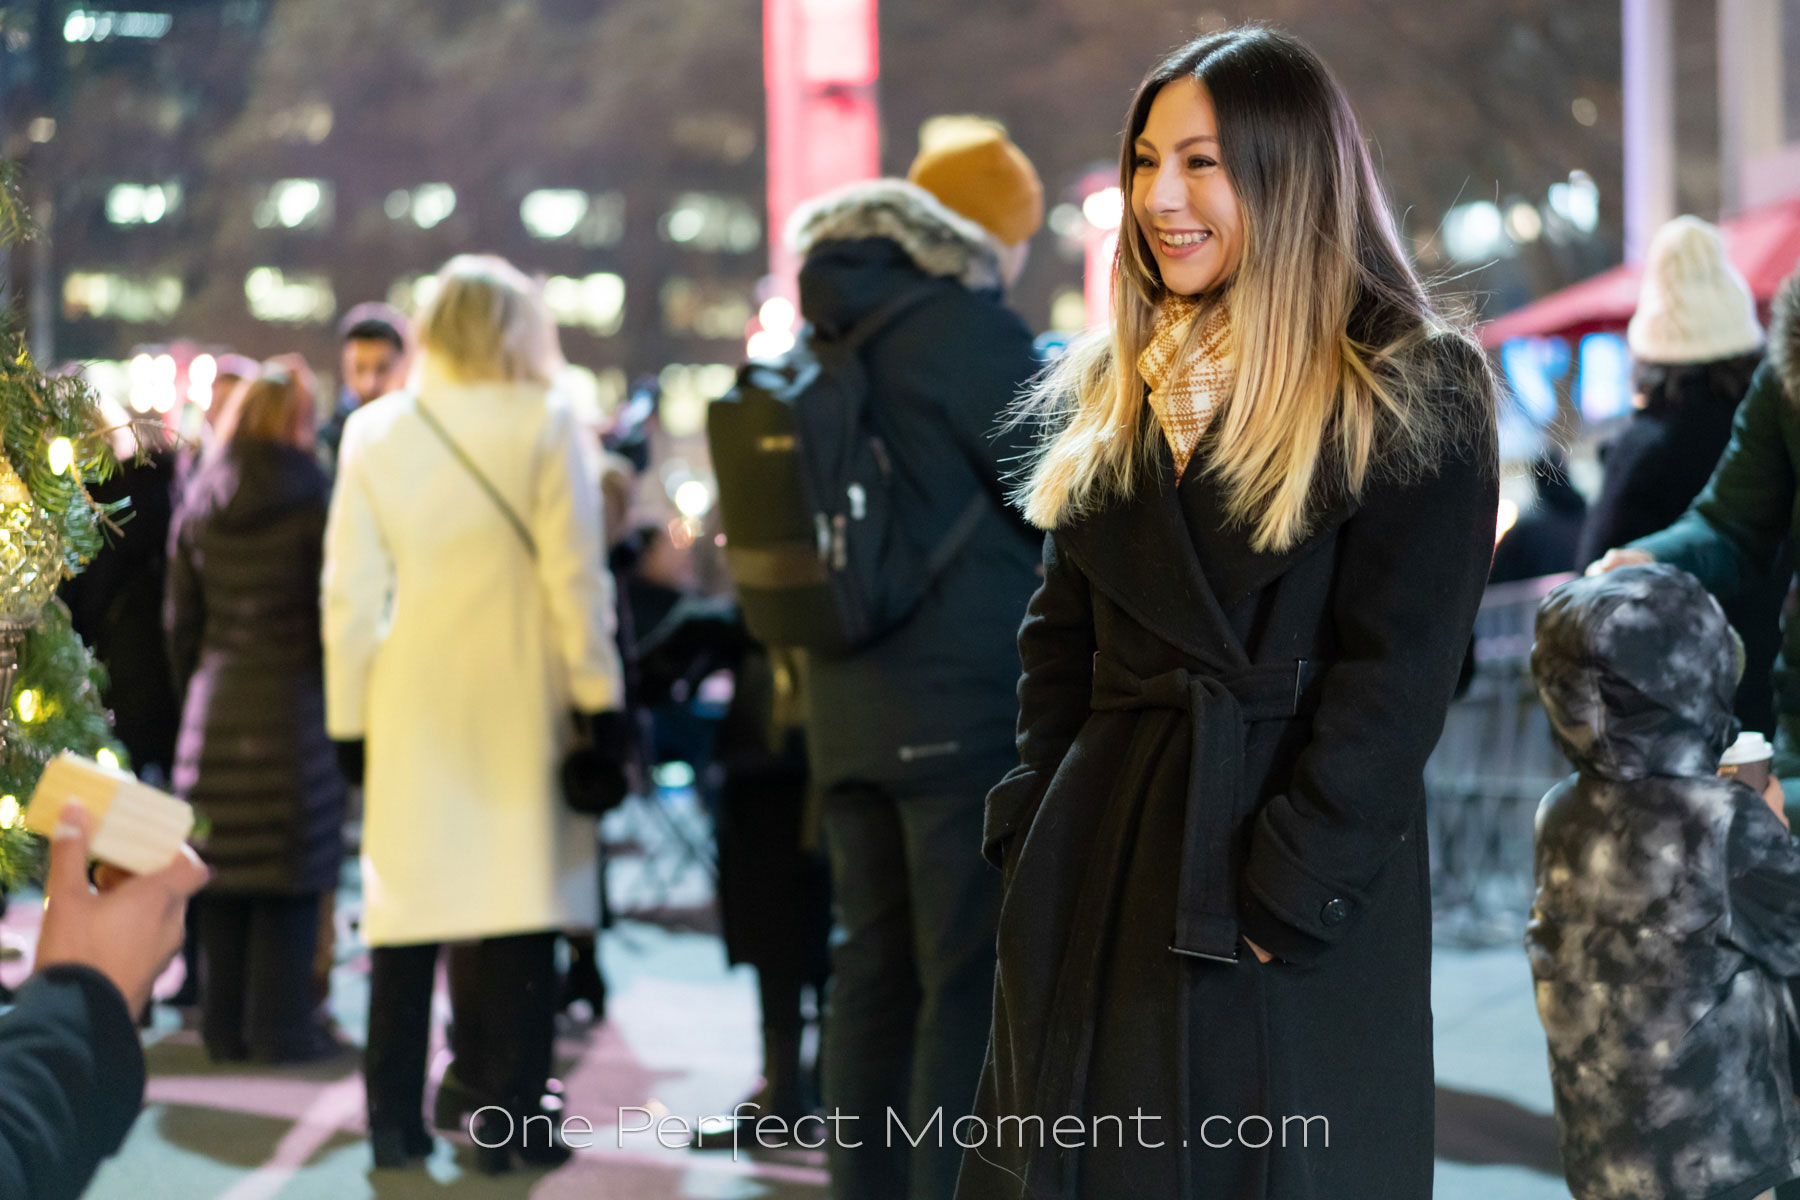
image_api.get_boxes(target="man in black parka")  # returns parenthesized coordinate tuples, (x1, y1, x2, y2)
(786, 124, 1045, 1200)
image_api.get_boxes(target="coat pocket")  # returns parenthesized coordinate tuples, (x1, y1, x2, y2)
(983, 763, 1046, 871)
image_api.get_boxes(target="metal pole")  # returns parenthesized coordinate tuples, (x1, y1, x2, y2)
(1622, 0, 1675, 262)
(1718, 0, 1783, 216)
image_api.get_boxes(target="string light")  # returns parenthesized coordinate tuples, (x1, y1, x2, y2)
(0, 796, 19, 830)
(46, 437, 73, 476)
(96, 747, 121, 771)
(15, 689, 39, 723)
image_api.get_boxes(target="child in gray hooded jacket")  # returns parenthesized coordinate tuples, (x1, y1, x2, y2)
(1529, 563, 1800, 1200)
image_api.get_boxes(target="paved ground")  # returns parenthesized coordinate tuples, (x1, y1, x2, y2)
(1, 792, 1571, 1199)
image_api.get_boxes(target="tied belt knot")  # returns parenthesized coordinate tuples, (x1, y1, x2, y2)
(1088, 652, 1325, 962)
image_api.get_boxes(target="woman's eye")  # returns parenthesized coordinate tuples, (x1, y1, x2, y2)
(1188, 156, 1217, 170)
(1133, 155, 1155, 169)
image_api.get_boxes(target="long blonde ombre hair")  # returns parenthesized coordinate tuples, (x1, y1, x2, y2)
(1020, 28, 1494, 551)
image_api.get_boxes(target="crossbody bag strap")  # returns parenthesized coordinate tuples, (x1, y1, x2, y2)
(413, 394, 538, 561)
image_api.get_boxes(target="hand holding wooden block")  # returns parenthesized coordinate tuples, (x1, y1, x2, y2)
(24, 752, 195, 875)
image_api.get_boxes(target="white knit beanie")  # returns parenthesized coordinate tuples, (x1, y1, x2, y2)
(1627, 215, 1763, 364)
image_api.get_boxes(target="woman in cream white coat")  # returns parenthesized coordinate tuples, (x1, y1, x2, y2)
(322, 255, 622, 1172)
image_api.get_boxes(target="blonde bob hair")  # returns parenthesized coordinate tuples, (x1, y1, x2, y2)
(215, 365, 315, 450)
(414, 254, 563, 386)
(1019, 27, 1494, 551)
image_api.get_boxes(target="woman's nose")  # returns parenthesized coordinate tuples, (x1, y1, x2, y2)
(1148, 163, 1187, 215)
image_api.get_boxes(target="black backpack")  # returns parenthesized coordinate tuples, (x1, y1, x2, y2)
(707, 284, 989, 658)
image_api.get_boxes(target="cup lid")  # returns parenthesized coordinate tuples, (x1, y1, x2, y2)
(1721, 730, 1774, 765)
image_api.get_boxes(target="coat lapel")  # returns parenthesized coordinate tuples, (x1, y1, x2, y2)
(1059, 438, 1362, 664)
(1056, 441, 1244, 666)
(1178, 461, 1358, 616)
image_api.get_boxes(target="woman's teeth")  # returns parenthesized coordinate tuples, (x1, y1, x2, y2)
(1160, 231, 1210, 247)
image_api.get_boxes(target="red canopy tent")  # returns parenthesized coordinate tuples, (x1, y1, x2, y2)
(1478, 193, 1800, 348)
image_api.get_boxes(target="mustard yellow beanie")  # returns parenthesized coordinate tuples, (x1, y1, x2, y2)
(907, 118, 1043, 247)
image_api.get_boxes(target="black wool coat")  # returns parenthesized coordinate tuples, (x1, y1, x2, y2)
(957, 390, 1497, 1200)
(166, 439, 346, 894)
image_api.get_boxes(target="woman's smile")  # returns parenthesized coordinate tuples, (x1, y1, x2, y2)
(1151, 227, 1214, 257)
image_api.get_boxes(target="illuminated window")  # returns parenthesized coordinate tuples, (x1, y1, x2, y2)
(659, 193, 761, 254)
(1441, 201, 1507, 262)
(670, 113, 758, 164)
(385, 184, 457, 230)
(254, 179, 333, 230)
(244, 267, 335, 324)
(1049, 288, 1087, 333)
(543, 273, 626, 337)
(63, 9, 172, 41)
(105, 182, 182, 226)
(1548, 171, 1600, 235)
(266, 101, 333, 145)
(554, 364, 629, 426)
(657, 364, 737, 438)
(386, 273, 439, 315)
(62, 272, 182, 322)
(520, 190, 625, 246)
(661, 277, 752, 340)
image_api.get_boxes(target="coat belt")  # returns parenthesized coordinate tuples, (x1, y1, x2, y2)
(1088, 652, 1325, 962)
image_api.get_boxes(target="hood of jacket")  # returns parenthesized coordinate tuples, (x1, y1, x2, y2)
(182, 438, 327, 533)
(1771, 266, 1800, 407)
(1531, 563, 1739, 780)
(788, 178, 1002, 337)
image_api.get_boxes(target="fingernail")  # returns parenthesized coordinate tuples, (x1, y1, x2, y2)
(52, 801, 86, 839)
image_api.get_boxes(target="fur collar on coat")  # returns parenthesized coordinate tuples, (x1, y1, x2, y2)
(1771, 267, 1800, 406)
(786, 178, 1003, 293)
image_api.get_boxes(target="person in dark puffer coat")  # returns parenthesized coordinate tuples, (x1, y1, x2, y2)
(166, 362, 346, 1063)
(1527, 563, 1800, 1200)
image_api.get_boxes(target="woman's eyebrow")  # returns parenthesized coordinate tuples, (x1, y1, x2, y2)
(1133, 134, 1220, 151)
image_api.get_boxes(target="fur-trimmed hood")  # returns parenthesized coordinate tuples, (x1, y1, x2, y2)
(786, 178, 1002, 293)
(1771, 267, 1800, 405)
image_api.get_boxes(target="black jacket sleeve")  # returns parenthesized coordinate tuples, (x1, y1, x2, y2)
(982, 532, 1094, 870)
(1237, 443, 1499, 963)
(1723, 794, 1800, 977)
(0, 965, 147, 1200)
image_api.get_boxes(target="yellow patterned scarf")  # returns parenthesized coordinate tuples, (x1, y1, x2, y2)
(1137, 296, 1232, 476)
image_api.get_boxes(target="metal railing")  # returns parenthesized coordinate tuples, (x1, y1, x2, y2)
(1425, 574, 1574, 947)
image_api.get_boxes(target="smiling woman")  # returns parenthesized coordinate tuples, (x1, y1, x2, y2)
(961, 26, 1500, 1200)
(1130, 79, 1242, 297)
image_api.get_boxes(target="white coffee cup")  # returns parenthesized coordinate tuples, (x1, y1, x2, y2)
(1721, 731, 1775, 791)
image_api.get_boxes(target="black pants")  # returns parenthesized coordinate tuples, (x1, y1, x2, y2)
(196, 892, 321, 1061)
(821, 760, 1007, 1200)
(363, 931, 558, 1137)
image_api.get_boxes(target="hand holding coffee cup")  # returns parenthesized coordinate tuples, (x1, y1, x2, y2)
(1720, 732, 1786, 829)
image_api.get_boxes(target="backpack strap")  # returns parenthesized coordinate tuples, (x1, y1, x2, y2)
(829, 282, 944, 351)
(413, 394, 539, 561)
(925, 490, 991, 577)
(816, 279, 1007, 578)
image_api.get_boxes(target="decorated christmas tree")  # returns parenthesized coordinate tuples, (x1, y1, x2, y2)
(0, 163, 130, 888)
